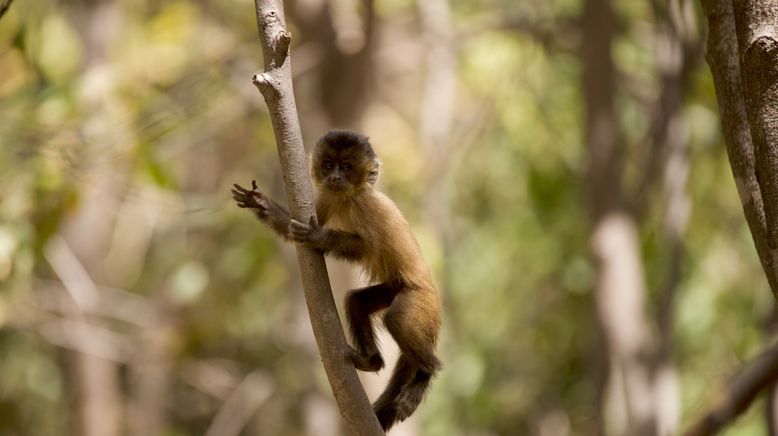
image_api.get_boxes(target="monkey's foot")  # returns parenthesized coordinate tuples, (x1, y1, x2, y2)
(346, 347, 384, 372)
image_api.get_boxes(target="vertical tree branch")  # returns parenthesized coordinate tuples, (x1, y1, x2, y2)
(733, 0, 778, 296)
(700, 0, 777, 294)
(250, 1, 383, 434)
(688, 4, 778, 432)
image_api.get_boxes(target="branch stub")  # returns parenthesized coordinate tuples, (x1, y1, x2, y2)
(274, 31, 292, 59)
(252, 73, 280, 100)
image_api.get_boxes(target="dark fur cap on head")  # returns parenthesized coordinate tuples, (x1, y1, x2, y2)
(317, 129, 376, 159)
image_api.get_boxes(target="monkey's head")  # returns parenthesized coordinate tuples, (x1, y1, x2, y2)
(312, 130, 380, 193)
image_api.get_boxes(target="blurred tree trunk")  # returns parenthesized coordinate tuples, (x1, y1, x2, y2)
(59, 147, 125, 436)
(289, 0, 375, 129)
(61, 2, 125, 435)
(419, 0, 455, 262)
(645, 3, 701, 435)
(128, 321, 173, 436)
(582, 0, 662, 434)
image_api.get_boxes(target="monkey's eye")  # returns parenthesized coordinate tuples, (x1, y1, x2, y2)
(341, 163, 352, 173)
(323, 161, 334, 170)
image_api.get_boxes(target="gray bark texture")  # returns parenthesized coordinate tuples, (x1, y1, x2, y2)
(250, 1, 384, 434)
(734, 0, 778, 287)
(685, 1, 778, 433)
(701, 0, 778, 296)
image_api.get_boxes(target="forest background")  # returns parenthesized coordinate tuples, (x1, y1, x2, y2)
(0, 0, 774, 435)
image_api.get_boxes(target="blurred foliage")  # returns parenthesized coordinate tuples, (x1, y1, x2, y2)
(0, 0, 774, 435)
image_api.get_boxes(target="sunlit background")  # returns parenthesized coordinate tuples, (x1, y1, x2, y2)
(0, 0, 774, 435)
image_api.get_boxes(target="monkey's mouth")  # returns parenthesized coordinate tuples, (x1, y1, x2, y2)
(325, 182, 348, 192)
(324, 178, 349, 192)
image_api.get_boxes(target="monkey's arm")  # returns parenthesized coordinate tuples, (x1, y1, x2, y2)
(289, 218, 366, 260)
(232, 181, 292, 240)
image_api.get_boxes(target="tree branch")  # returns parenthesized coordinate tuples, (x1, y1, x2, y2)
(733, 0, 778, 297)
(700, 0, 778, 295)
(683, 340, 778, 436)
(249, 1, 383, 434)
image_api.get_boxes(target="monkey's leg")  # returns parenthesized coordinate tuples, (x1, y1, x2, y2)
(382, 293, 441, 375)
(373, 353, 415, 430)
(345, 282, 399, 371)
(382, 293, 442, 423)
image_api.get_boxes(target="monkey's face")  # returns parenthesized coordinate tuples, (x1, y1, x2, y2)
(313, 130, 380, 193)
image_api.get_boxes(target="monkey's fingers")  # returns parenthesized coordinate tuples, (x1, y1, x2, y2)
(235, 184, 268, 202)
(289, 219, 311, 241)
(252, 180, 258, 190)
(232, 193, 252, 205)
(289, 219, 310, 232)
(233, 183, 254, 194)
(289, 232, 306, 243)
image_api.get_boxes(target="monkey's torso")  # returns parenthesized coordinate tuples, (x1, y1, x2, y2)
(317, 189, 439, 295)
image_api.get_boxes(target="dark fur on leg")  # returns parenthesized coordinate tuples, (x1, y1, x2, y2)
(395, 363, 439, 422)
(344, 283, 399, 372)
(373, 353, 440, 430)
(373, 354, 415, 430)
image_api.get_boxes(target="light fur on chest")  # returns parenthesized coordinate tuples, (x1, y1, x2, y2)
(325, 207, 359, 233)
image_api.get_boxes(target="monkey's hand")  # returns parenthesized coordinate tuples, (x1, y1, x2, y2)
(289, 216, 325, 247)
(232, 181, 271, 217)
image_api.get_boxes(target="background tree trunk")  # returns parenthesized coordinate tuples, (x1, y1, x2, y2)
(582, 0, 661, 433)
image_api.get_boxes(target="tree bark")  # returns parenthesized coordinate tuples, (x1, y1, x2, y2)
(250, 1, 383, 434)
(700, 0, 778, 295)
(691, 2, 778, 430)
(733, 0, 778, 298)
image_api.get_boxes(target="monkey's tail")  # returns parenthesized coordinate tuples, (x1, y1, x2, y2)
(373, 352, 441, 431)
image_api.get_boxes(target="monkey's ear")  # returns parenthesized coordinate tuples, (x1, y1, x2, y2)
(367, 159, 380, 184)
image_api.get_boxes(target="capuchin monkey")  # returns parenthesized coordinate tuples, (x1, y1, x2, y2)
(232, 130, 442, 430)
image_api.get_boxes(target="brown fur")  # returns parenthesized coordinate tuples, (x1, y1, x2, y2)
(231, 130, 441, 431)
